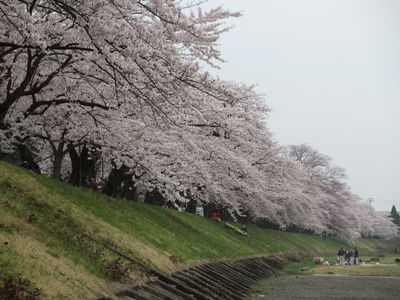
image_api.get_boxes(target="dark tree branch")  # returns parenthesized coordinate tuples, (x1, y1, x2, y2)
(26, 99, 109, 114)
(29, 0, 38, 15)
(25, 54, 72, 96)
(0, 42, 93, 52)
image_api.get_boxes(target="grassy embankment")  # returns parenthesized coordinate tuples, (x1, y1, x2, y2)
(0, 161, 397, 299)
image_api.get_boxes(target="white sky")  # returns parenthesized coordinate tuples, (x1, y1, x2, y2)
(202, 0, 400, 211)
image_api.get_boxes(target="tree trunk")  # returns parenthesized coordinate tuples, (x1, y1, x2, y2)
(103, 164, 136, 198)
(52, 153, 63, 180)
(52, 156, 62, 180)
(68, 144, 98, 186)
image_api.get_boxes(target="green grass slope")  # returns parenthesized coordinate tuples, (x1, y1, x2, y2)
(0, 161, 396, 299)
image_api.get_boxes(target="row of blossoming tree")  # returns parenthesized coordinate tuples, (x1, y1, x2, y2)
(0, 0, 396, 241)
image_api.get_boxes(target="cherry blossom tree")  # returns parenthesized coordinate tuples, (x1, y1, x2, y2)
(0, 0, 241, 125)
(1, 0, 395, 241)
(287, 144, 397, 239)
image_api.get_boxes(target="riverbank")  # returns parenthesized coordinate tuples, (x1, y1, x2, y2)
(1, 161, 397, 299)
(249, 275, 400, 300)
(249, 253, 400, 299)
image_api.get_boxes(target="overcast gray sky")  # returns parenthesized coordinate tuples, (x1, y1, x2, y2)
(202, 0, 400, 211)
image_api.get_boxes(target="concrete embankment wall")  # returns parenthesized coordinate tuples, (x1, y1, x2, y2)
(100, 253, 303, 300)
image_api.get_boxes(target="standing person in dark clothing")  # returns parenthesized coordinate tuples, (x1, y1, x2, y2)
(344, 250, 349, 265)
(354, 248, 359, 265)
(20, 161, 30, 170)
(337, 248, 345, 264)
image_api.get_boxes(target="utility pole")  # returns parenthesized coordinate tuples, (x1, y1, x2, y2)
(367, 197, 374, 206)
(79, 144, 82, 187)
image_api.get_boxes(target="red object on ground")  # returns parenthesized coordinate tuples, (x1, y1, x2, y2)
(211, 211, 221, 220)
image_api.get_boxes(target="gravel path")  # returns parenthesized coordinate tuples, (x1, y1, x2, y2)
(249, 275, 400, 300)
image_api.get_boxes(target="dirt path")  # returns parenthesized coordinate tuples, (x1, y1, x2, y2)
(249, 275, 400, 300)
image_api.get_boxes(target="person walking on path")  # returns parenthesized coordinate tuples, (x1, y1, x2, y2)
(349, 250, 354, 265)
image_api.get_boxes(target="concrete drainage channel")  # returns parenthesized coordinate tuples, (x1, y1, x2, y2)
(101, 254, 302, 300)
